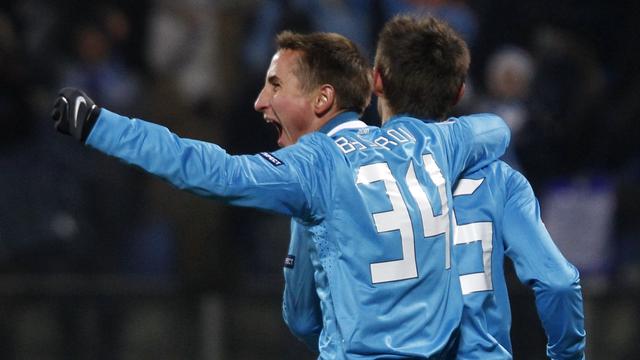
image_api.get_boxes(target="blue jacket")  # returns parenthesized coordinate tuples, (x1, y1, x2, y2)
(87, 110, 510, 359)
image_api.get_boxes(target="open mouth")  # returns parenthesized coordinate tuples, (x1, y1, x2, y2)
(265, 118, 284, 146)
(271, 121, 283, 138)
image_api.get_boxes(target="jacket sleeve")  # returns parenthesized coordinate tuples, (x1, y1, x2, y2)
(444, 113, 511, 181)
(502, 170, 586, 360)
(85, 109, 316, 218)
(282, 221, 322, 351)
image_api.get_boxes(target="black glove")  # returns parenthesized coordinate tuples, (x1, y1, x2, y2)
(51, 87, 101, 142)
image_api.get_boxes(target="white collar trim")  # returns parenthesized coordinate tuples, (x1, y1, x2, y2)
(326, 120, 368, 136)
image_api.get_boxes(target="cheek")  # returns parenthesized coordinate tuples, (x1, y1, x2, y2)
(273, 94, 311, 128)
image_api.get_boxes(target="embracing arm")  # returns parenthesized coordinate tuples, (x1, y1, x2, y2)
(445, 113, 511, 180)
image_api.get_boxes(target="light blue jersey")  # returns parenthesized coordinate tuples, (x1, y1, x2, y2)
(283, 219, 323, 350)
(86, 109, 510, 359)
(452, 161, 586, 359)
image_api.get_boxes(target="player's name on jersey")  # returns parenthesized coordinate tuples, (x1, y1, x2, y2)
(334, 126, 416, 154)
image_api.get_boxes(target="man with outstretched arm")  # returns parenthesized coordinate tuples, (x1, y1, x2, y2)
(52, 30, 510, 358)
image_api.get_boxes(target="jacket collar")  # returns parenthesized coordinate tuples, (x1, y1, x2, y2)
(319, 111, 367, 136)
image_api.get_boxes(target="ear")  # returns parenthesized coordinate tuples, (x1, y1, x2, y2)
(313, 84, 336, 116)
(452, 82, 466, 106)
(373, 67, 384, 97)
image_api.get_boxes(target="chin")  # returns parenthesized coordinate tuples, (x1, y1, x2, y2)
(278, 138, 290, 148)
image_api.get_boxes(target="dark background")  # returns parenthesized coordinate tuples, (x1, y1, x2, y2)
(1, 0, 638, 358)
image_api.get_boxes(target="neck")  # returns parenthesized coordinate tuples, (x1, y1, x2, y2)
(316, 108, 346, 129)
(378, 97, 394, 125)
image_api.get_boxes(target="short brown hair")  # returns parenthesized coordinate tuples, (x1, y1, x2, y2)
(375, 15, 470, 120)
(277, 31, 372, 115)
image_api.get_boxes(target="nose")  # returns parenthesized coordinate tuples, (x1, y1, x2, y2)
(254, 88, 269, 112)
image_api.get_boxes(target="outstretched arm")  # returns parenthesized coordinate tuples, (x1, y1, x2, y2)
(51, 88, 317, 218)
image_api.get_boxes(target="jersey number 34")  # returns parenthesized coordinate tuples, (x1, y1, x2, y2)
(357, 154, 450, 284)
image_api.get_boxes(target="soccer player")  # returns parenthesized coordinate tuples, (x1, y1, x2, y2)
(51, 31, 510, 358)
(452, 162, 586, 359)
(283, 16, 586, 359)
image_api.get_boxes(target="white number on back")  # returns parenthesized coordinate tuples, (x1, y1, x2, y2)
(357, 154, 450, 284)
(453, 179, 493, 294)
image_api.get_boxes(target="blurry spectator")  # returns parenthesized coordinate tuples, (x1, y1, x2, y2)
(61, 22, 141, 113)
(0, 11, 81, 271)
(601, 0, 640, 291)
(611, 153, 640, 287)
(243, 0, 374, 78)
(99, 3, 150, 73)
(146, 0, 221, 110)
(470, 46, 534, 169)
(0, 3, 150, 275)
(0, 11, 34, 147)
(378, 0, 478, 47)
(9, 0, 64, 88)
(517, 26, 607, 186)
(541, 177, 615, 285)
(143, 0, 236, 289)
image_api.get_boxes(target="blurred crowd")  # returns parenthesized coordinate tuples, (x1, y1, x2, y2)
(1, 0, 638, 359)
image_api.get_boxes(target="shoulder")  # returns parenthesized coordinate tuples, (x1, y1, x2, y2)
(496, 163, 536, 203)
(284, 132, 345, 180)
(473, 160, 521, 183)
(500, 163, 530, 191)
(388, 113, 504, 142)
(383, 116, 442, 143)
(446, 113, 506, 137)
(296, 132, 345, 162)
(281, 132, 340, 161)
(259, 133, 340, 182)
(458, 161, 517, 198)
